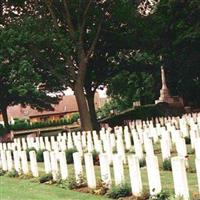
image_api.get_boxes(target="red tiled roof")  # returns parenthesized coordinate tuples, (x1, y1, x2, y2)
(4, 93, 107, 120)
(7, 95, 78, 120)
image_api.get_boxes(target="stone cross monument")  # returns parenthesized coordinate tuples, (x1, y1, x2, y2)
(155, 66, 180, 105)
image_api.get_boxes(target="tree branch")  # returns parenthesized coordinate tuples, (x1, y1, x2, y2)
(87, 19, 103, 59)
(63, 0, 76, 40)
(79, 0, 92, 44)
(45, 1, 59, 31)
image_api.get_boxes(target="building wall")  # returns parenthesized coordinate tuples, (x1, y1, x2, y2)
(29, 112, 76, 123)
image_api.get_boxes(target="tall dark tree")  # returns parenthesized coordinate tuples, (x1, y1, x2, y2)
(40, 0, 143, 130)
(0, 14, 69, 133)
(141, 0, 200, 107)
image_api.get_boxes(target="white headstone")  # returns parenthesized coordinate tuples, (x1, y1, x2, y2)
(1, 150, 8, 171)
(146, 156, 161, 195)
(58, 151, 68, 180)
(50, 151, 59, 180)
(171, 157, 189, 200)
(43, 151, 52, 174)
(73, 152, 83, 182)
(99, 153, 112, 187)
(29, 151, 39, 177)
(128, 155, 143, 196)
(6, 150, 13, 172)
(195, 158, 200, 194)
(112, 154, 124, 185)
(84, 153, 96, 189)
(20, 151, 29, 174)
(13, 151, 21, 173)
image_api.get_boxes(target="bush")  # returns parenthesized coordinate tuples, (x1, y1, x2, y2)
(99, 103, 184, 126)
(92, 180, 109, 196)
(92, 150, 100, 165)
(163, 159, 172, 171)
(106, 183, 132, 199)
(0, 169, 6, 176)
(139, 159, 146, 167)
(6, 169, 19, 178)
(65, 148, 77, 164)
(36, 149, 45, 162)
(0, 124, 7, 136)
(184, 137, 191, 145)
(149, 190, 170, 200)
(66, 175, 86, 190)
(39, 173, 53, 183)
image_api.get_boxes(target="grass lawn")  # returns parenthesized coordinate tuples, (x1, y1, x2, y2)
(0, 176, 109, 200)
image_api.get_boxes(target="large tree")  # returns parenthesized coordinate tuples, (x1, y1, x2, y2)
(39, 0, 144, 130)
(0, 13, 69, 133)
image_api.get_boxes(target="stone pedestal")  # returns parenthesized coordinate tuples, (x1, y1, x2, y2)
(155, 66, 183, 107)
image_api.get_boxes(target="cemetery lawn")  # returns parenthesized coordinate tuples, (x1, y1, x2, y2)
(0, 176, 109, 200)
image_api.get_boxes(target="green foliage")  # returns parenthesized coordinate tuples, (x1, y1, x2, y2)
(36, 149, 45, 162)
(97, 100, 119, 119)
(139, 159, 146, 168)
(5, 169, 19, 178)
(26, 147, 37, 161)
(143, 0, 200, 107)
(70, 113, 80, 124)
(26, 148, 44, 162)
(91, 150, 100, 166)
(0, 124, 7, 136)
(106, 183, 132, 199)
(100, 103, 184, 126)
(65, 148, 78, 164)
(184, 137, 191, 145)
(66, 176, 87, 190)
(0, 169, 6, 176)
(106, 71, 155, 112)
(163, 159, 172, 171)
(10, 118, 76, 131)
(149, 190, 170, 200)
(39, 173, 53, 183)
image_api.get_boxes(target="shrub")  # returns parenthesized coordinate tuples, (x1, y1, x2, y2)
(66, 175, 86, 190)
(39, 173, 53, 183)
(112, 147, 117, 154)
(6, 169, 19, 178)
(65, 148, 77, 164)
(0, 169, 6, 176)
(92, 150, 100, 165)
(163, 159, 172, 171)
(139, 159, 146, 167)
(188, 149, 195, 155)
(36, 149, 45, 162)
(92, 180, 109, 196)
(192, 192, 200, 200)
(149, 190, 170, 200)
(184, 137, 191, 145)
(0, 124, 7, 136)
(106, 183, 132, 199)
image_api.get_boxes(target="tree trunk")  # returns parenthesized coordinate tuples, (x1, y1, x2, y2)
(86, 91, 100, 131)
(74, 83, 93, 131)
(1, 105, 10, 133)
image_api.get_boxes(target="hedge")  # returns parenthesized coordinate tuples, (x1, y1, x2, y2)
(99, 103, 184, 126)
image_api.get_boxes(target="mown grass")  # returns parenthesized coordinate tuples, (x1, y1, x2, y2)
(0, 176, 109, 200)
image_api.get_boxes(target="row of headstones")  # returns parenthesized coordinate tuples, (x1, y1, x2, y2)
(0, 127, 200, 168)
(0, 149, 200, 200)
(0, 113, 199, 163)
(1, 124, 199, 165)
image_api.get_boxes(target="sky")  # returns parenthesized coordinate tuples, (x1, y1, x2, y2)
(63, 88, 107, 98)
